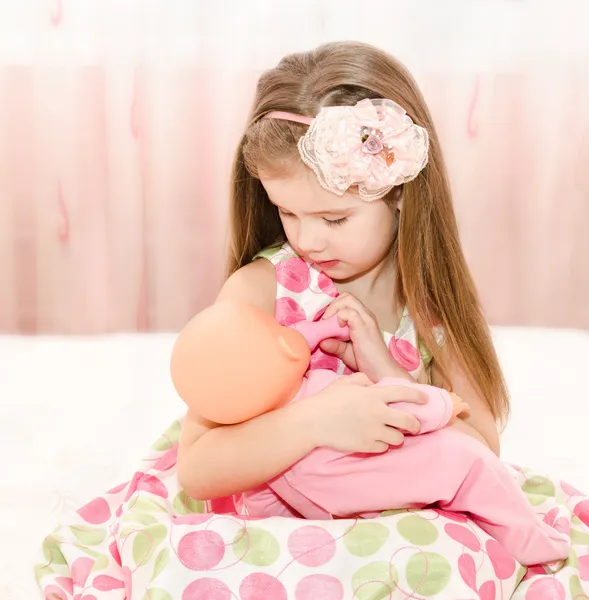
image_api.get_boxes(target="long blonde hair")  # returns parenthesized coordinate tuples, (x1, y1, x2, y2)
(226, 41, 509, 426)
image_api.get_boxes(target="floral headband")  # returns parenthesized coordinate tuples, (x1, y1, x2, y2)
(263, 98, 429, 202)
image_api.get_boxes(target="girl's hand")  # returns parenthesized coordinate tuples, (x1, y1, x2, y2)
(304, 373, 426, 453)
(320, 292, 409, 382)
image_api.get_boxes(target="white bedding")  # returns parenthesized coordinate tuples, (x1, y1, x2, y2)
(0, 327, 588, 599)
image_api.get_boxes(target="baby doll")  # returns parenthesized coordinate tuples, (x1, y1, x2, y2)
(170, 300, 569, 566)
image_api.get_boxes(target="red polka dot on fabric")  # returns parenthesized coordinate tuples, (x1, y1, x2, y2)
(579, 554, 589, 580)
(485, 539, 517, 580)
(177, 530, 225, 570)
(239, 573, 287, 600)
(444, 523, 481, 553)
(388, 336, 421, 372)
(317, 271, 338, 297)
(275, 297, 306, 326)
(76, 498, 111, 524)
(276, 258, 311, 293)
(182, 578, 232, 600)
(524, 578, 565, 600)
(295, 574, 344, 600)
(288, 526, 336, 567)
(574, 500, 589, 527)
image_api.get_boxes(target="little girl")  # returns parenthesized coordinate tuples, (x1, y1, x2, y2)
(177, 40, 510, 503)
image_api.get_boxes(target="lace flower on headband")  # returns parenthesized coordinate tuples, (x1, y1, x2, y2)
(264, 98, 429, 201)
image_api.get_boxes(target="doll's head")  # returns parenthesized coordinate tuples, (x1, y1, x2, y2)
(169, 300, 311, 424)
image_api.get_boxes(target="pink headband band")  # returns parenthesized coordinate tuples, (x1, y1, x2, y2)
(262, 99, 429, 202)
(263, 111, 313, 126)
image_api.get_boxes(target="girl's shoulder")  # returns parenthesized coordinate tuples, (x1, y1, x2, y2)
(216, 257, 277, 316)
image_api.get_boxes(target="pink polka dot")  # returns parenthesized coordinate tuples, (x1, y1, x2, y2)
(55, 578, 73, 595)
(239, 573, 287, 600)
(288, 526, 336, 567)
(136, 474, 169, 498)
(435, 509, 468, 523)
(153, 446, 178, 471)
(458, 553, 476, 592)
(276, 297, 307, 326)
(388, 337, 420, 372)
(43, 586, 68, 600)
(109, 540, 122, 566)
(309, 349, 340, 373)
(478, 580, 496, 600)
(295, 575, 344, 600)
(574, 500, 589, 526)
(542, 508, 559, 527)
(554, 517, 570, 535)
(122, 567, 132, 599)
(177, 530, 225, 570)
(485, 539, 516, 580)
(71, 557, 94, 587)
(579, 554, 589, 581)
(182, 578, 231, 600)
(276, 258, 311, 293)
(92, 575, 125, 591)
(444, 523, 481, 552)
(525, 578, 565, 600)
(561, 481, 584, 497)
(77, 498, 111, 525)
(106, 481, 128, 494)
(318, 272, 338, 297)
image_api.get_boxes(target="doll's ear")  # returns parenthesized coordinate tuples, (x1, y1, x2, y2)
(278, 334, 307, 361)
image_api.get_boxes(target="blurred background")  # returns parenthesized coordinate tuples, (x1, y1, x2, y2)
(1, 0, 588, 335)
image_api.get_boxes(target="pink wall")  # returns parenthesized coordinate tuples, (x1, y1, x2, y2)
(1, 3, 588, 333)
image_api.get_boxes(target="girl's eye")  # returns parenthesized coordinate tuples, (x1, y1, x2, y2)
(324, 216, 348, 227)
(278, 210, 293, 218)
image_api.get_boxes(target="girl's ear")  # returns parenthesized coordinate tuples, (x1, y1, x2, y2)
(393, 185, 404, 212)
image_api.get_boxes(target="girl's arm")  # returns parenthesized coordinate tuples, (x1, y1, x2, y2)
(431, 349, 501, 456)
(176, 258, 320, 500)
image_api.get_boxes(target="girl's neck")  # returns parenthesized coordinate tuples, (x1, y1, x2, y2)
(335, 250, 397, 307)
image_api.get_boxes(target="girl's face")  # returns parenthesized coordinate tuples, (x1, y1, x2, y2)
(260, 164, 398, 282)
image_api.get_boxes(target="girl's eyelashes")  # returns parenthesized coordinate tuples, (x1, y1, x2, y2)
(323, 217, 348, 227)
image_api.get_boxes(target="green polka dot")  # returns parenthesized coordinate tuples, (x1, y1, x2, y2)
(522, 476, 555, 498)
(233, 527, 279, 566)
(173, 491, 205, 515)
(406, 552, 452, 597)
(351, 561, 398, 600)
(571, 528, 589, 545)
(380, 509, 408, 517)
(142, 589, 173, 600)
(151, 420, 182, 450)
(396, 515, 439, 545)
(570, 574, 585, 600)
(343, 522, 390, 557)
(565, 548, 579, 569)
(132, 524, 167, 567)
(516, 565, 528, 585)
(71, 526, 107, 547)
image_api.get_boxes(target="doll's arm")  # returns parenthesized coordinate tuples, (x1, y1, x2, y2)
(377, 378, 469, 434)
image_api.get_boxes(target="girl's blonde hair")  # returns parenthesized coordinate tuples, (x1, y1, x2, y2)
(227, 41, 509, 426)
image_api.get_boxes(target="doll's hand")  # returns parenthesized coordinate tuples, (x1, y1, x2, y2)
(319, 292, 410, 383)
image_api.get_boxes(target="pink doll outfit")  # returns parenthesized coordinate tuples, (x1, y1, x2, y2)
(237, 243, 570, 566)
